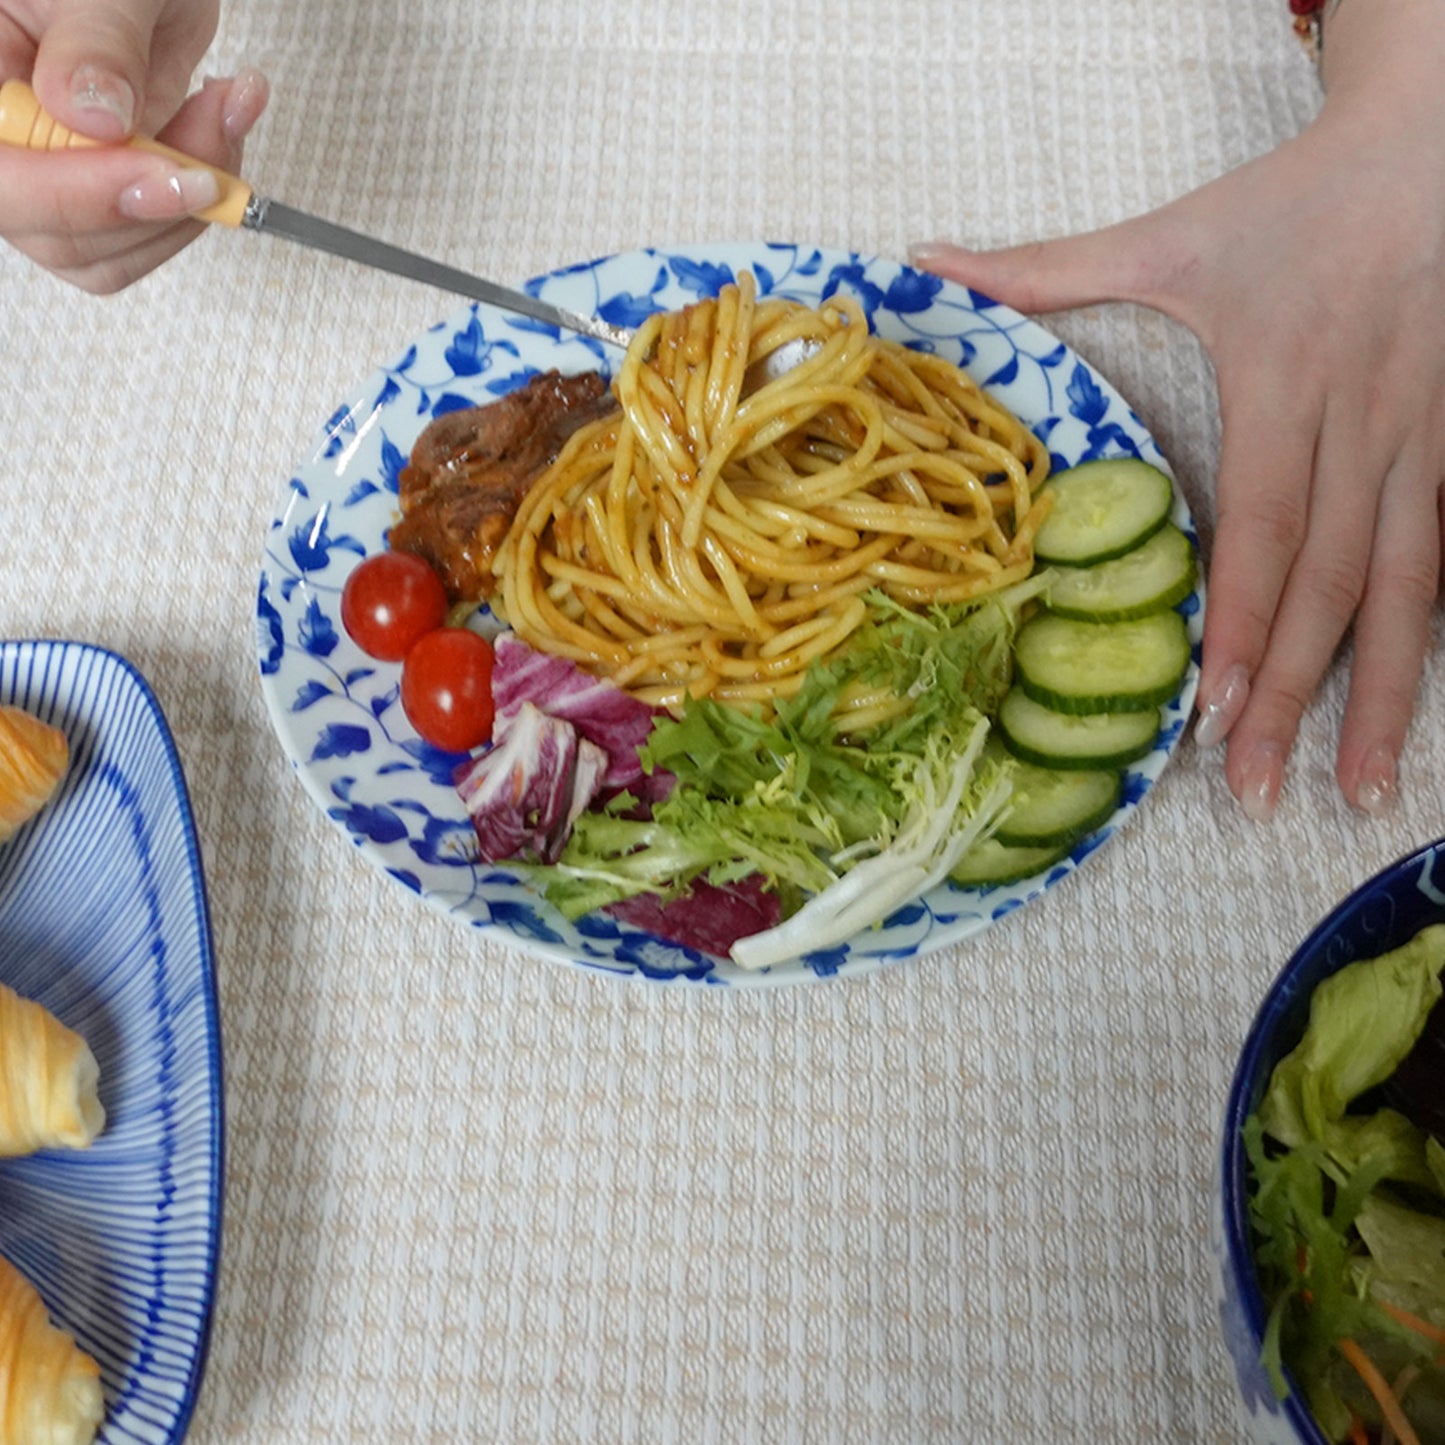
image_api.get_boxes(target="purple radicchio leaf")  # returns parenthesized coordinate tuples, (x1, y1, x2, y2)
(455, 701, 608, 864)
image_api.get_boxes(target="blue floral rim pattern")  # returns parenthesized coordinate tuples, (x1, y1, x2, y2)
(256, 243, 1203, 986)
(0, 639, 223, 1445)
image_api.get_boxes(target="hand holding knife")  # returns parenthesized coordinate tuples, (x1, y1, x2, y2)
(0, 79, 633, 351)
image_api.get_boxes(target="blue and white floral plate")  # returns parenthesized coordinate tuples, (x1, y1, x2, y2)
(256, 242, 1202, 987)
(0, 640, 222, 1443)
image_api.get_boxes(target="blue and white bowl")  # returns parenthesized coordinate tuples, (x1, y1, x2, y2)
(0, 640, 222, 1445)
(1213, 836, 1445, 1445)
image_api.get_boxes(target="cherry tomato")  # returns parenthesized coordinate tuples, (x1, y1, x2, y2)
(401, 628, 496, 752)
(341, 551, 448, 661)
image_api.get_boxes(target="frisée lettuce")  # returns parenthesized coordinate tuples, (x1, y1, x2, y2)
(532, 580, 1047, 966)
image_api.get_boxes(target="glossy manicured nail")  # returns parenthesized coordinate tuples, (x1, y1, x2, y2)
(1239, 741, 1284, 824)
(1355, 746, 1398, 817)
(1193, 663, 1250, 749)
(69, 64, 135, 138)
(222, 67, 269, 144)
(118, 166, 221, 220)
(906, 241, 957, 268)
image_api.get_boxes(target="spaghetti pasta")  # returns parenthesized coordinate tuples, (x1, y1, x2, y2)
(491, 272, 1051, 709)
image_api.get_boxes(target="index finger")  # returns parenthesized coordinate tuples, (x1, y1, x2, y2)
(0, 143, 215, 289)
(0, 143, 190, 238)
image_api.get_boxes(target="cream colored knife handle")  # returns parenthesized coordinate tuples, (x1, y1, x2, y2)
(0, 78, 253, 226)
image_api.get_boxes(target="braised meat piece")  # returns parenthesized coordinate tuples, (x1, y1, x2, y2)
(389, 369, 617, 602)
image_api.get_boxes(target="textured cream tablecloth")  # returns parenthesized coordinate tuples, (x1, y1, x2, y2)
(3, 2, 1440, 1440)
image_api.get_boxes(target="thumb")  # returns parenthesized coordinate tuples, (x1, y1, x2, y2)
(29, 0, 170, 141)
(909, 214, 1182, 319)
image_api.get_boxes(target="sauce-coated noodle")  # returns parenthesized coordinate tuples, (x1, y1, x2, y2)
(492, 272, 1051, 708)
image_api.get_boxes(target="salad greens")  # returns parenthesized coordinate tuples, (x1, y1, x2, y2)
(533, 578, 1048, 967)
(1246, 924, 1445, 1444)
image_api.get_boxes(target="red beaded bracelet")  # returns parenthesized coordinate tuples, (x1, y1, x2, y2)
(1290, 0, 1342, 63)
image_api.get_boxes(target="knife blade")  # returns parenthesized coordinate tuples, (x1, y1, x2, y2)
(238, 196, 633, 349)
(0, 79, 633, 352)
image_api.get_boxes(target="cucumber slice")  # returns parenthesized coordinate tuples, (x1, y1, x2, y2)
(1046, 524, 1197, 622)
(998, 687, 1160, 770)
(1014, 611, 1191, 715)
(1034, 458, 1174, 567)
(993, 755, 1121, 849)
(949, 835, 1071, 888)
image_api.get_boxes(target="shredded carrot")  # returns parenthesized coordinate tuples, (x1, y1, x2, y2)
(1347, 1414, 1371, 1445)
(1382, 1366, 1421, 1445)
(1377, 1299, 1445, 1358)
(1337, 1337, 1422, 1445)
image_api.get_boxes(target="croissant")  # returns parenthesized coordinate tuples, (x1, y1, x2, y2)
(0, 1254, 104, 1445)
(0, 707, 68, 844)
(0, 984, 104, 1158)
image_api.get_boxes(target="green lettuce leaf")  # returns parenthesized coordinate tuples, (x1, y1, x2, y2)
(639, 695, 893, 847)
(1245, 1122, 1385, 1437)
(1259, 923, 1445, 1153)
(1355, 1192, 1445, 1318)
(1247, 924, 1445, 1442)
(787, 577, 1047, 755)
(1324, 1108, 1437, 1191)
(730, 712, 1013, 969)
(540, 765, 840, 920)
(545, 584, 1043, 941)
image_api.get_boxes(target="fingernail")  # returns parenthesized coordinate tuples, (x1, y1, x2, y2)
(70, 64, 135, 138)
(1239, 742, 1284, 824)
(1193, 663, 1250, 749)
(222, 67, 270, 144)
(1355, 745, 1398, 817)
(118, 166, 221, 220)
(907, 242, 955, 268)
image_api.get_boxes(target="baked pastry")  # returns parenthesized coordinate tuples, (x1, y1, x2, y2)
(0, 983, 105, 1158)
(0, 707, 68, 844)
(0, 1253, 104, 1445)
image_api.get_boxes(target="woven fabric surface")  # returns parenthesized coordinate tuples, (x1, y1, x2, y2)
(2, 1, 1438, 1440)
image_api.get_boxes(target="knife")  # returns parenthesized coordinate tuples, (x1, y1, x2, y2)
(0, 79, 634, 352)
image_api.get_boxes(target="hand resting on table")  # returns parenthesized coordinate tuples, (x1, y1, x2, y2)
(913, 0, 1445, 823)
